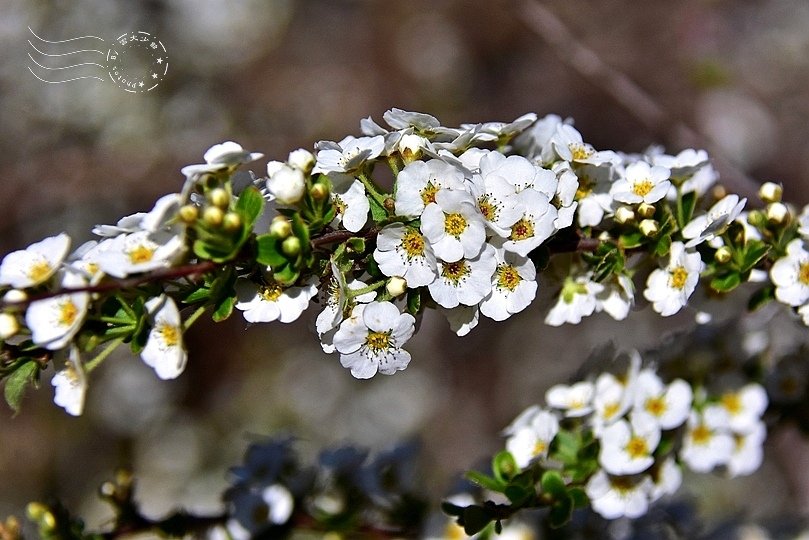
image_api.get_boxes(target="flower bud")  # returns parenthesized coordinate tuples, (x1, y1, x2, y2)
(639, 219, 659, 237)
(637, 202, 656, 219)
(399, 133, 426, 163)
(282, 236, 302, 256)
(222, 212, 242, 233)
(207, 187, 230, 209)
(178, 204, 199, 224)
(0, 313, 19, 340)
(202, 206, 224, 228)
(712, 185, 727, 201)
(759, 182, 783, 203)
(746, 209, 767, 229)
(386, 276, 408, 297)
(288, 148, 315, 173)
(766, 202, 789, 225)
(3, 289, 27, 304)
(270, 216, 292, 238)
(310, 182, 329, 201)
(598, 231, 611, 242)
(614, 206, 635, 224)
(266, 164, 306, 205)
(714, 246, 732, 264)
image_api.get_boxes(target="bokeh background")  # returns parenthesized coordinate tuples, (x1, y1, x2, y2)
(3, 0, 809, 535)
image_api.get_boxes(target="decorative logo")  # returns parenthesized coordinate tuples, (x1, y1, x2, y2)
(27, 27, 168, 94)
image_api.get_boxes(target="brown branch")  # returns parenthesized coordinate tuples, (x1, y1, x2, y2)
(517, 0, 763, 202)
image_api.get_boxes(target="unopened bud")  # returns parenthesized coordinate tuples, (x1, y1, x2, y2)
(0, 313, 19, 340)
(766, 202, 789, 225)
(712, 185, 727, 200)
(288, 148, 315, 173)
(178, 204, 199, 224)
(399, 133, 426, 163)
(383, 197, 395, 213)
(639, 219, 659, 237)
(759, 182, 783, 203)
(310, 182, 329, 201)
(614, 206, 635, 224)
(270, 216, 292, 238)
(266, 164, 306, 205)
(3, 289, 27, 304)
(222, 212, 242, 232)
(637, 202, 656, 219)
(386, 277, 407, 297)
(598, 231, 611, 242)
(714, 246, 732, 264)
(746, 209, 767, 229)
(207, 187, 230, 209)
(202, 206, 224, 228)
(281, 236, 301, 256)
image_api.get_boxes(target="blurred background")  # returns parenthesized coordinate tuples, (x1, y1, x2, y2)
(3, 0, 809, 534)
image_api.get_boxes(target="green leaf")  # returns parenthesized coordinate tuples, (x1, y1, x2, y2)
(548, 495, 574, 528)
(676, 191, 697, 229)
(540, 470, 567, 499)
(183, 286, 212, 304)
(748, 284, 775, 311)
(710, 272, 742, 293)
(618, 232, 644, 249)
(291, 213, 311, 247)
(368, 195, 388, 222)
(274, 265, 300, 286)
(346, 237, 366, 253)
(741, 240, 770, 273)
(493, 450, 519, 482)
(654, 234, 672, 257)
(4, 359, 39, 414)
(568, 487, 589, 509)
(465, 471, 505, 492)
(504, 484, 534, 506)
(212, 295, 235, 322)
(462, 506, 493, 536)
(256, 234, 288, 267)
(406, 288, 422, 316)
(235, 185, 265, 227)
(550, 430, 579, 464)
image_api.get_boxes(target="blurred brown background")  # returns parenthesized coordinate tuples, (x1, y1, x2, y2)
(2, 0, 809, 533)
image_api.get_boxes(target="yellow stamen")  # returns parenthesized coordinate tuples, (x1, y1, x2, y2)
(691, 424, 712, 445)
(509, 218, 534, 241)
(420, 181, 439, 205)
(721, 392, 742, 415)
(365, 330, 391, 352)
(625, 436, 649, 459)
(644, 396, 667, 417)
(58, 300, 78, 327)
(28, 261, 53, 283)
(158, 323, 181, 347)
(260, 284, 283, 302)
(400, 229, 426, 259)
(632, 179, 654, 197)
(441, 261, 469, 284)
(444, 213, 468, 237)
(496, 264, 521, 291)
(799, 262, 809, 285)
(669, 266, 688, 290)
(128, 244, 155, 264)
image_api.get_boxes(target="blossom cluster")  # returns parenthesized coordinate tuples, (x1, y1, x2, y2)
(498, 353, 768, 521)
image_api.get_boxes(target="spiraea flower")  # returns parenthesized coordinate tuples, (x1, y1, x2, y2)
(550, 124, 615, 166)
(394, 159, 467, 219)
(236, 279, 318, 324)
(479, 248, 537, 322)
(727, 421, 766, 478)
(0, 233, 71, 289)
(96, 230, 185, 278)
(505, 407, 559, 469)
(545, 381, 595, 418)
(681, 194, 746, 247)
(266, 162, 306, 205)
(631, 369, 692, 430)
(374, 223, 438, 288)
(586, 471, 654, 519)
(598, 415, 661, 475)
(714, 384, 768, 433)
(428, 244, 496, 309)
(332, 301, 415, 379)
(51, 346, 87, 416)
(680, 408, 734, 473)
(771, 238, 809, 307)
(181, 141, 264, 177)
(313, 135, 385, 174)
(610, 161, 671, 205)
(141, 295, 187, 380)
(421, 189, 486, 263)
(643, 241, 703, 316)
(330, 177, 369, 233)
(499, 189, 558, 257)
(25, 270, 89, 350)
(545, 275, 604, 326)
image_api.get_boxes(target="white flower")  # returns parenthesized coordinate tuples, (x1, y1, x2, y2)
(141, 193, 183, 233)
(681, 194, 746, 247)
(500, 189, 558, 257)
(572, 163, 616, 228)
(0, 233, 71, 288)
(440, 304, 480, 337)
(505, 408, 559, 469)
(313, 135, 385, 174)
(481, 151, 557, 195)
(51, 346, 87, 416)
(643, 241, 703, 316)
(649, 457, 682, 502)
(374, 223, 438, 288)
(586, 471, 653, 520)
(421, 190, 486, 263)
(181, 141, 263, 177)
(288, 148, 315, 172)
(553, 165, 579, 229)
(468, 160, 523, 238)
(316, 267, 377, 354)
(545, 381, 594, 418)
(394, 159, 467, 218)
(25, 271, 89, 350)
(67, 240, 110, 285)
(545, 275, 604, 326)
(331, 179, 369, 233)
(631, 369, 692, 430)
(551, 124, 615, 166)
(479, 248, 537, 322)
(333, 301, 415, 379)
(610, 161, 671, 205)
(266, 163, 306, 205)
(715, 384, 768, 433)
(680, 408, 734, 473)
(236, 279, 318, 324)
(770, 238, 809, 307)
(591, 372, 633, 433)
(596, 274, 635, 321)
(141, 296, 187, 380)
(599, 415, 661, 475)
(727, 421, 766, 477)
(96, 231, 185, 278)
(651, 148, 709, 181)
(428, 244, 496, 309)
(513, 113, 566, 165)
(465, 112, 537, 143)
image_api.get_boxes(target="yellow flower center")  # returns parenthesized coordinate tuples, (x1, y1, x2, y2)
(28, 260, 53, 283)
(444, 213, 468, 237)
(625, 436, 649, 459)
(401, 229, 426, 259)
(333, 194, 346, 215)
(575, 177, 593, 200)
(441, 260, 470, 284)
(603, 401, 621, 420)
(570, 144, 593, 161)
(158, 323, 181, 347)
(632, 179, 654, 197)
(420, 181, 439, 205)
(496, 264, 521, 291)
(720, 392, 742, 415)
(365, 330, 391, 352)
(691, 423, 712, 445)
(532, 440, 547, 457)
(509, 217, 534, 241)
(799, 262, 809, 285)
(58, 300, 79, 327)
(128, 244, 156, 264)
(444, 523, 467, 540)
(644, 396, 667, 417)
(610, 476, 635, 493)
(478, 196, 497, 221)
(669, 266, 688, 290)
(260, 284, 283, 302)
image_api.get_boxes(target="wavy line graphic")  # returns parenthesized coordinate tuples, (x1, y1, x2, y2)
(27, 27, 107, 84)
(28, 26, 104, 43)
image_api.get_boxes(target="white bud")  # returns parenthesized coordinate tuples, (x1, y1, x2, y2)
(0, 313, 19, 339)
(266, 160, 286, 177)
(386, 276, 408, 297)
(266, 164, 306, 205)
(639, 219, 659, 237)
(3, 290, 27, 304)
(398, 133, 427, 163)
(614, 206, 635, 224)
(288, 149, 315, 173)
(766, 202, 789, 225)
(759, 182, 783, 203)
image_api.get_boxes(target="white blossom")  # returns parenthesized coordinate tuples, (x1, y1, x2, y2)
(480, 248, 537, 322)
(682, 194, 746, 247)
(727, 421, 766, 477)
(394, 159, 467, 218)
(428, 244, 496, 309)
(373, 223, 438, 287)
(545, 275, 604, 326)
(632, 369, 692, 430)
(421, 190, 486, 263)
(499, 189, 557, 257)
(266, 163, 306, 205)
(25, 271, 89, 350)
(331, 179, 369, 233)
(599, 415, 661, 475)
(770, 238, 809, 307)
(680, 408, 734, 473)
(313, 135, 385, 174)
(51, 346, 87, 416)
(142, 296, 187, 380)
(96, 231, 185, 278)
(610, 161, 671, 205)
(181, 141, 263, 177)
(586, 471, 653, 520)
(236, 279, 318, 324)
(545, 381, 594, 418)
(643, 241, 703, 316)
(505, 408, 559, 469)
(0, 233, 71, 289)
(715, 384, 768, 433)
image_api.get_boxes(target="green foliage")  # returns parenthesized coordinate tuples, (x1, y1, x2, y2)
(3, 358, 39, 414)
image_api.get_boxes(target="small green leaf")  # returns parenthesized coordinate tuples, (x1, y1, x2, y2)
(540, 470, 567, 499)
(4, 359, 39, 414)
(548, 494, 574, 528)
(654, 234, 672, 257)
(256, 234, 288, 267)
(346, 237, 366, 253)
(618, 232, 644, 249)
(741, 240, 770, 273)
(676, 191, 697, 229)
(184, 286, 212, 304)
(368, 196, 388, 222)
(504, 484, 534, 506)
(568, 487, 589, 509)
(462, 506, 493, 536)
(493, 450, 519, 482)
(212, 295, 235, 322)
(465, 471, 505, 492)
(406, 288, 422, 316)
(710, 271, 742, 293)
(274, 265, 299, 286)
(291, 213, 311, 246)
(235, 186, 265, 227)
